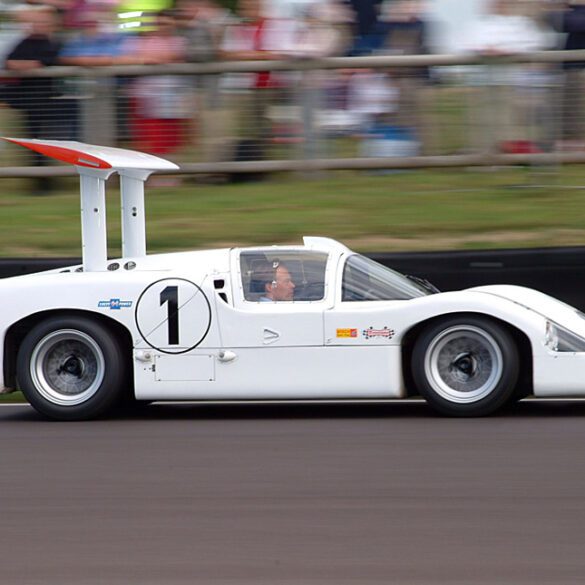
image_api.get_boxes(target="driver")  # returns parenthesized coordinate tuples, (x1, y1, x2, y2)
(254, 261, 296, 301)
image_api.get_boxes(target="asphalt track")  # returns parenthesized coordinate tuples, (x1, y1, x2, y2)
(2, 399, 585, 585)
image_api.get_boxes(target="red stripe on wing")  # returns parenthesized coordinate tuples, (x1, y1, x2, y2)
(3, 138, 112, 169)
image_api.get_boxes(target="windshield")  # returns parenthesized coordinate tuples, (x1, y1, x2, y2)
(342, 254, 432, 301)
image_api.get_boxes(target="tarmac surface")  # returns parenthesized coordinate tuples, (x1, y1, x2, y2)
(1, 399, 585, 585)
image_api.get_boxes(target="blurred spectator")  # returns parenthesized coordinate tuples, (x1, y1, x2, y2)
(550, 0, 585, 150)
(460, 0, 552, 154)
(124, 9, 190, 162)
(323, 2, 430, 158)
(382, 0, 429, 50)
(220, 0, 298, 76)
(462, 0, 547, 56)
(176, 0, 228, 62)
(59, 10, 127, 67)
(345, 0, 386, 56)
(297, 2, 352, 58)
(346, 69, 399, 130)
(220, 0, 299, 163)
(4, 5, 64, 193)
(59, 6, 131, 143)
(175, 0, 226, 162)
(293, 3, 353, 160)
(24, 0, 74, 14)
(346, 67, 420, 165)
(0, 4, 38, 60)
(380, 0, 432, 154)
(62, 0, 106, 30)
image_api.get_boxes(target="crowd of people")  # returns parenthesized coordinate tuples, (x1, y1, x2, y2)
(0, 0, 585, 193)
(0, 1, 428, 157)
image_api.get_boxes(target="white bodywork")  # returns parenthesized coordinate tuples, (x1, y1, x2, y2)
(1, 139, 584, 405)
(0, 242, 584, 401)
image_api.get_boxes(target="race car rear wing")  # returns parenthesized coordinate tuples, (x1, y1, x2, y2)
(3, 138, 179, 272)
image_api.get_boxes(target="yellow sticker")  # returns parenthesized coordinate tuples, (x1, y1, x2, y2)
(336, 328, 358, 338)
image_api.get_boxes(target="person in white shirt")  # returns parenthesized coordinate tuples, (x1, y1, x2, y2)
(460, 0, 553, 154)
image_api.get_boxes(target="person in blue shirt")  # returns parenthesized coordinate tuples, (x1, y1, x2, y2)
(59, 13, 132, 145)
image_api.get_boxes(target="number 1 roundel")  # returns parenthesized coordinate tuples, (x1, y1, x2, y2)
(135, 278, 212, 354)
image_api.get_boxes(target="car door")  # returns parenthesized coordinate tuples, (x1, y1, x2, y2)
(211, 248, 346, 398)
(132, 270, 223, 400)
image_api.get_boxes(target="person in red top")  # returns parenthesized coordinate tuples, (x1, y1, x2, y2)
(220, 0, 298, 156)
(124, 10, 189, 158)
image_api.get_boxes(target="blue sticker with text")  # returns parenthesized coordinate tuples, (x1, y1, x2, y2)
(98, 298, 133, 310)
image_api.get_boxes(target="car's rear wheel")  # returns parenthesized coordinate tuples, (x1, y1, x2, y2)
(411, 316, 519, 417)
(17, 316, 127, 420)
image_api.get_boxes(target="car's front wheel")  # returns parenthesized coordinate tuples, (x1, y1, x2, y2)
(17, 316, 127, 420)
(411, 316, 519, 417)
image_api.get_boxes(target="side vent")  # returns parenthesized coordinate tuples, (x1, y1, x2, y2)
(214, 278, 229, 304)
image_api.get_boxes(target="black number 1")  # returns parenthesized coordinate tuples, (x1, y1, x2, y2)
(160, 286, 179, 345)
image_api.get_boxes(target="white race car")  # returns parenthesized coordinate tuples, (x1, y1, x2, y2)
(1, 138, 583, 420)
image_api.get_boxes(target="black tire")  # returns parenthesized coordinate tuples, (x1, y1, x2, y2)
(17, 316, 127, 421)
(411, 316, 520, 417)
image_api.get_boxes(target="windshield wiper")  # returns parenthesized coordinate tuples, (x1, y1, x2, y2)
(406, 274, 440, 295)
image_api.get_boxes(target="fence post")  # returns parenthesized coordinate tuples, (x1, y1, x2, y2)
(81, 74, 117, 146)
(300, 69, 322, 176)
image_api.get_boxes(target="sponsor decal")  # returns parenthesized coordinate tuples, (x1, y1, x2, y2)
(336, 328, 358, 338)
(98, 298, 133, 310)
(363, 326, 395, 340)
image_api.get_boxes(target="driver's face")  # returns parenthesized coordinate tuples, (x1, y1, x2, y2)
(270, 266, 295, 301)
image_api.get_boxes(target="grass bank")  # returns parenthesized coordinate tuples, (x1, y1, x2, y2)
(1, 166, 585, 257)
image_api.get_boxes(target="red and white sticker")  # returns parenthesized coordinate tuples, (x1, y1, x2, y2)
(362, 326, 395, 340)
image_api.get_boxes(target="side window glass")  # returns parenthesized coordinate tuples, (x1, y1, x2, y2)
(240, 252, 328, 302)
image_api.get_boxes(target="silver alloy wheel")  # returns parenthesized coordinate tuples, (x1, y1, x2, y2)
(29, 329, 106, 406)
(424, 325, 504, 404)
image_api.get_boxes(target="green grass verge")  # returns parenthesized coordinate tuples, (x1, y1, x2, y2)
(0, 391, 27, 404)
(1, 166, 585, 256)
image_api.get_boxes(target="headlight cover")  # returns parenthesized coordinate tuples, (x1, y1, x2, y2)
(545, 321, 585, 352)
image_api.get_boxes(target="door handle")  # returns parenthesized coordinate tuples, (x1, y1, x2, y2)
(218, 350, 237, 363)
